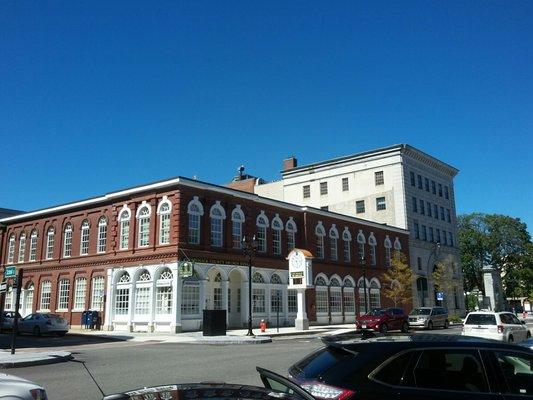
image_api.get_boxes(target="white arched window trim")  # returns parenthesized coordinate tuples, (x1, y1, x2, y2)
(156, 196, 172, 215)
(285, 217, 297, 233)
(187, 196, 204, 216)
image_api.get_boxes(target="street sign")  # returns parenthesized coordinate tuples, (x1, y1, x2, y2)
(436, 292, 444, 301)
(0, 282, 6, 293)
(4, 266, 16, 278)
(179, 261, 194, 278)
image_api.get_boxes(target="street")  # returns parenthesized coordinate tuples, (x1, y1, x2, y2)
(1, 326, 462, 399)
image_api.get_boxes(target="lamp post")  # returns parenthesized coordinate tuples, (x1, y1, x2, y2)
(425, 241, 440, 306)
(359, 254, 368, 314)
(242, 235, 258, 336)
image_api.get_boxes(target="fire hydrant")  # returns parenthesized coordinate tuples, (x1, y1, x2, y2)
(260, 319, 267, 333)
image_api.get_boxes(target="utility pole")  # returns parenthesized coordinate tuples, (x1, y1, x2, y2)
(11, 268, 23, 354)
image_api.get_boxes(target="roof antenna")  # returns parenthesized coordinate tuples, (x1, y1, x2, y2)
(238, 165, 245, 180)
(192, 175, 198, 180)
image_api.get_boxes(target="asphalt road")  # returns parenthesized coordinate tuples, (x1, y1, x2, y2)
(4, 325, 463, 400)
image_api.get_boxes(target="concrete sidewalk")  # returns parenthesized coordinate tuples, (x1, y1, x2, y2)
(0, 350, 72, 368)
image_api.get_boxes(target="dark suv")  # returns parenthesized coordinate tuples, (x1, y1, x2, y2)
(355, 307, 409, 333)
(288, 334, 533, 400)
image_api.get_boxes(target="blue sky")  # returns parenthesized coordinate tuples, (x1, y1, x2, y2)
(1, 1, 532, 232)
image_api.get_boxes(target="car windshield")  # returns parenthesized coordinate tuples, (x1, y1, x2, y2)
(365, 309, 386, 316)
(410, 308, 431, 316)
(465, 314, 497, 325)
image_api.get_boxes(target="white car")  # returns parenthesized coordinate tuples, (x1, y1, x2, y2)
(462, 311, 531, 343)
(0, 372, 48, 399)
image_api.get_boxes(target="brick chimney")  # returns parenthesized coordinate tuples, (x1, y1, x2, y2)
(283, 156, 297, 171)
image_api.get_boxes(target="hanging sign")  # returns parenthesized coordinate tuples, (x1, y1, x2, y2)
(4, 266, 16, 278)
(179, 261, 194, 278)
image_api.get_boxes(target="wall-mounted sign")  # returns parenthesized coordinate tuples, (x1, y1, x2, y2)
(287, 249, 313, 289)
(179, 261, 194, 278)
(4, 266, 16, 278)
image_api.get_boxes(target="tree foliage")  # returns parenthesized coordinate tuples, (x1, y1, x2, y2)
(382, 252, 413, 307)
(458, 213, 532, 298)
(431, 262, 454, 306)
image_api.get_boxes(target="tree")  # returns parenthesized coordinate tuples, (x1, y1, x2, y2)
(458, 213, 532, 297)
(431, 262, 454, 308)
(382, 252, 413, 307)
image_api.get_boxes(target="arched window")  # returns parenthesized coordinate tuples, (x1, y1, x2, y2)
(137, 205, 151, 247)
(369, 279, 381, 309)
(394, 237, 402, 252)
(329, 277, 342, 313)
(97, 217, 108, 253)
(343, 278, 355, 315)
(74, 277, 87, 310)
(63, 224, 73, 257)
(188, 197, 204, 245)
(231, 206, 245, 249)
(46, 227, 55, 259)
(357, 230, 366, 262)
(80, 220, 90, 255)
(210, 201, 226, 248)
(157, 198, 172, 245)
(252, 272, 266, 313)
(272, 214, 283, 255)
(315, 275, 328, 313)
(384, 236, 392, 267)
(181, 273, 200, 316)
(118, 207, 131, 250)
(134, 270, 151, 315)
(18, 232, 26, 263)
(368, 233, 377, 266)
(256, 212, 269, 253)
(40, 280, 52, 310)
(342, 228, 351, 263)
(156, 268, 173, 315)
(29, 230, 38, 261)
(7, 234, 15, 264)
(270, 274, 282, 284)
(315, 223, 326, 259)
(57, 279, 70, 310)
(115, 272, 130, 316)
(118, 272, 131, 283)
(24, 283, 34, 315)
(91, 276, 105, 311)
(286, 218, 297, 252)
(329, 225, 339, 261)
(270, 273, 283, 314)
(137, 270, 151, 282)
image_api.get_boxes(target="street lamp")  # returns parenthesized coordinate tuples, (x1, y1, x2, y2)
(359, 254, 368, 314)
(425, 241, 440, 306)
(242, 235, 258, 336)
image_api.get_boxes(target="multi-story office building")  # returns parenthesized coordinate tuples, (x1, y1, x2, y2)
(255, 144, 464, 313)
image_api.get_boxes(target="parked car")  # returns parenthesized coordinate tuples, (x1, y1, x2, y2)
(18, 313, 69, 336)
(519, 338, 533, 350)
(462, 311, 530, 343)
(0, 372, 48, 399)
(1, 311, 22, 331)
(355, 308, 409, 333)
(408, 306, 449, 329)
(102, 367, 314, 400)
(288, 333, 533, 399)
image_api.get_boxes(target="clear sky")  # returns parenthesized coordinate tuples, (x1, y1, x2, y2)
(1, 1, 532, 232)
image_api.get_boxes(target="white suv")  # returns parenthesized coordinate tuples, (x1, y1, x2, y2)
(462, 311, 531, 343)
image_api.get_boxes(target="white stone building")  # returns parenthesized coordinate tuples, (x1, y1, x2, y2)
(255, 144, 465, 314)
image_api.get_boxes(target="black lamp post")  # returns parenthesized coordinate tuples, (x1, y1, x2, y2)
(425, 241, 440, 306)
(242, 235, 258, 336)
(359, 254, 368, 314)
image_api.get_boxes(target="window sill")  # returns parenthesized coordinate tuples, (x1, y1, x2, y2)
(55, 309, 69, 312)
(72, 308, 85, 312)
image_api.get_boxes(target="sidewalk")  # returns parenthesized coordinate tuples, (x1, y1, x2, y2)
(0, 350, 72, 368)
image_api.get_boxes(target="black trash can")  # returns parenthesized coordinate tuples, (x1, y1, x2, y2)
(202, 310, 226, 336)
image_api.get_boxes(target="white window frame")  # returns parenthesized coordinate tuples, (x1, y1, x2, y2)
(39, 281, 52, 311)
(210, 201, 226, 248)
(73, 277, 87, 310)
(7, 234, 15, 264)
(286, 218, 297, 252)
(18, 232, 26, 263)
(231, 206, 245, 249)
(57, 279, 70, 311)
(80, 220, 90, 255)
(329, 225, 339, 261)
(91, 276, 105, 310)
(157, 197, 172, 245)
(188, 197, 204, 245)
(316, 222, 325, 259)
(63, 224, 72, 257)
(136, 204, 151, 248)
(97, 217, 107, 253)
(271, 214, 283, 255)
(46, 227, 55, 260)
(29, 230, 38, 261)
(256, 212, 269, 253)
(384, 236, 392, 267)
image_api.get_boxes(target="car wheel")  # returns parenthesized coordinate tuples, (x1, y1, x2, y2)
(508, 335, 514, 343)
(33, 326, 41, 337)
(444, 320, 449, 329)
(427, 321, 433, 330)
(380, 323, 388, 334)
(527, 331, 531, 339)
(401, 322, 409, 333)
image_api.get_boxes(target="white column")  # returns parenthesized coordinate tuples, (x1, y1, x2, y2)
(128, 281, 135, 332)
(199, 279, 207, 311)
(149, 279, 157, 333)
(172, 264, 182, 333)
(241, 279, 249, 327)
(295, 288, 309, 330)
(221, 279, 229, 326)
(104, 269, 114, 331)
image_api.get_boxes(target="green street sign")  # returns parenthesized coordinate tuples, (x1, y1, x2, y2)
(178, 261, 194, 278)
(4, 266, 16, 278)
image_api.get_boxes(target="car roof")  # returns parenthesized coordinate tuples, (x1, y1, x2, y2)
(466, 311, 512, 315)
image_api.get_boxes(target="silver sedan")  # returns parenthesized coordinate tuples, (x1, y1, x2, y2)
(0, 372, 48, 399)
(18, 313, 69, 336)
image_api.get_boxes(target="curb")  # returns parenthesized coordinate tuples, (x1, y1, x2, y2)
(0, 352, 73, 369)
(66, 331, 132, 341)
(191, 337, 273, 345)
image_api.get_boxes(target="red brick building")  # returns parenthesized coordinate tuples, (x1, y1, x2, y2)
(0, 177, 409, 332)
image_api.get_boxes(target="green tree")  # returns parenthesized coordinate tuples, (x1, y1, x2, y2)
(382, 252, 413, 307)
(458, 213, 532, 297)
(431, 262, 454, 307)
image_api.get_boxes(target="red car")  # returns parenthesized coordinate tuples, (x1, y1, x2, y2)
(355, 307, 409, 333)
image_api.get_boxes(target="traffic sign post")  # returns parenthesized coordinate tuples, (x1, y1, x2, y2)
(436, 292, 444, 301)
(11, 268, 23, 355)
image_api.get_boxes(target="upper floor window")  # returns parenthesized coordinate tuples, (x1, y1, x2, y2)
(438, 183, 443, 197)
(210, 201, 226, 248)
(302, 185, 311, 198)
(29, 230, 38, 261)
(315, 223, 326, 259)
(271, 215, 283, 255)
(376, 197, 386, 211)
(375, 171, 384, 186)
(419, 199, 425, 215)
(368, 234, 377, 266)
(357, 230, 366, 262)
(417, 175, 423, 189)
(18, 232, 26, 263)
(444, 186, 449, 200)
(158, 199, 172, 245)
(431, 180, 436, 194)
(80, 220, 90, 255)
(320, 182, 328, 195)
(412, 197, 418, 213)
(342, 228, 351, 263)
(231, 206, 245, 249)
(97, 216, 108, 253)
(286, 218, 297, 252)
(440, 206, 445, 221)
(427, 201, 432, 217)
(414, 222, 420, 239)
(433, 204, 438, 219)
(188, 197, 204, 245)
(137, 204, 151, 247)
(410, 171, 415, 186)
(45, 227, 55, 260)
(329, 225, 339, 261)
(342, 177, 349, 192)
(63, 224, 73, 257)
(384, 236, 392, 267)
(7, 234, 15, 264)
(356, 200, 365, 214)
(424, 178, 430, 191)
(118, 207, 131, 250)
(256, 212, 269, 253)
